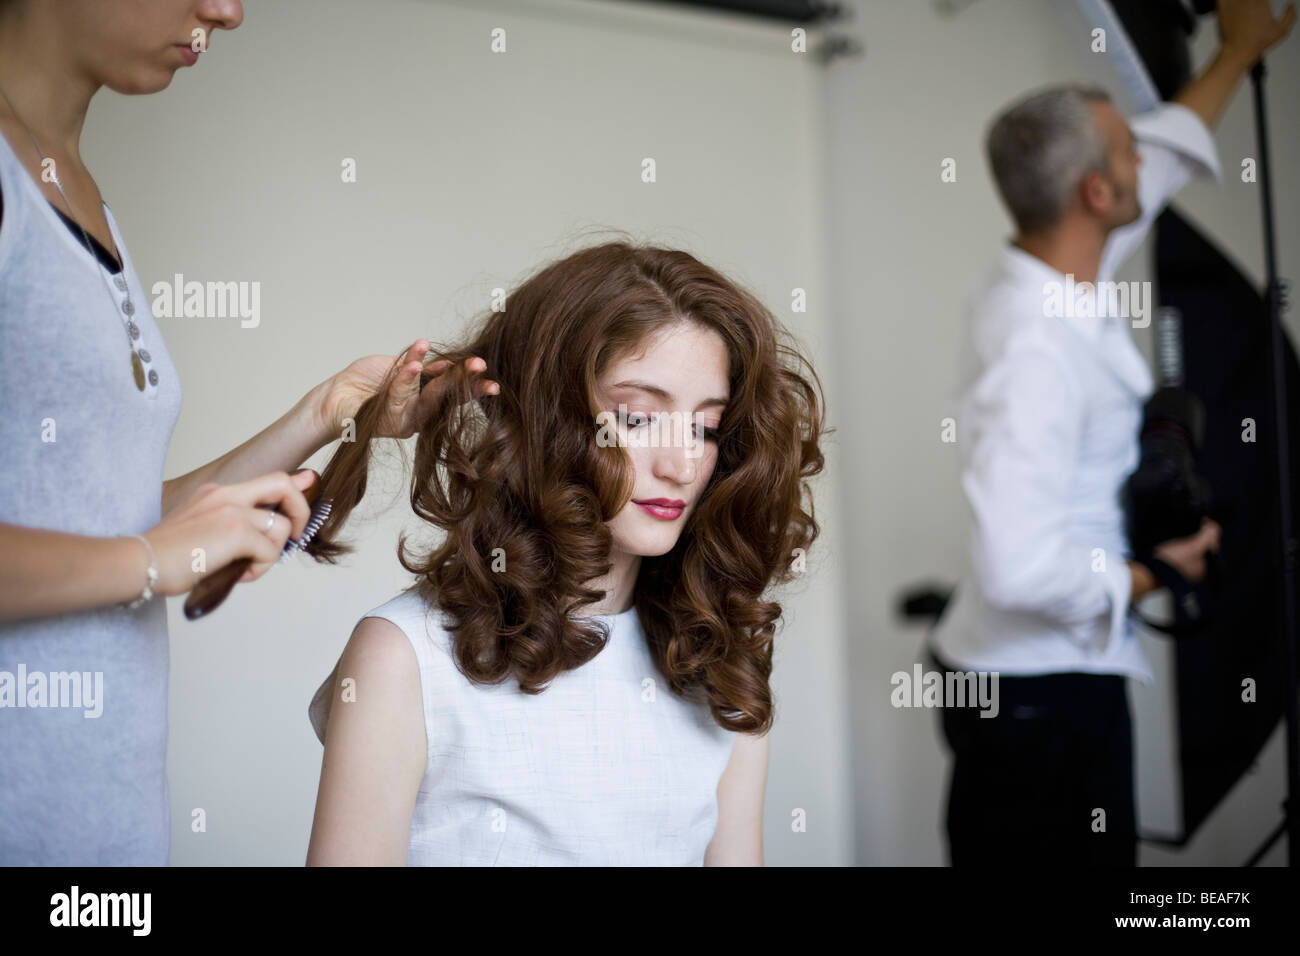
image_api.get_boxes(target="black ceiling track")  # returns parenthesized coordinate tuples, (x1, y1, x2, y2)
(637, 0, 849, 25)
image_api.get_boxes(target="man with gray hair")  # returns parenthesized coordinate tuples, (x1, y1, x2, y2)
(928, 0, 1294, 866)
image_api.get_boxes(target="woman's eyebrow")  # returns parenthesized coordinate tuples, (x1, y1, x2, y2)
(608, 380, 729, 409)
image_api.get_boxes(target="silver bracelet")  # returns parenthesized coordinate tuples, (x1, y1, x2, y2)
(122, 533, 159, 609)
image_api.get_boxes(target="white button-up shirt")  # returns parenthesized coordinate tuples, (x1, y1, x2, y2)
(928, 102, 1220, 683)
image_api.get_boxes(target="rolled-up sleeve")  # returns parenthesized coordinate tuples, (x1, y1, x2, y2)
(962, 336, 1131, 651)
(1099, 101, 1221, 281)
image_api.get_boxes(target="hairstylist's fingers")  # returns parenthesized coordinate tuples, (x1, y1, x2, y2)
(246, 509, 291, 545)
(221, 470, 314, 539)
(234, 519, 288, 583)
(391, 343, 429, 412)
(418, 356, 498, 403)
(462, 356, 497, 392)
(472, 357, 501, 397)
(240, 510, 293, 583)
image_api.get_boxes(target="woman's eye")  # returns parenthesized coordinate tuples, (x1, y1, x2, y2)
(618, 410, 650, 428)
(615, 411, 720, 442)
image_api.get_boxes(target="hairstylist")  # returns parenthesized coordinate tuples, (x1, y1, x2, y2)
(0, 0, 497, 864)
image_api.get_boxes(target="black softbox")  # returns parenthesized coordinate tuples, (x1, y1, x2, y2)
(1154, 206, 1299, 840)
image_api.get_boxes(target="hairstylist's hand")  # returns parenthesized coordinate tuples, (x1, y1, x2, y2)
(140, 469, 316, 595)
(314, 339, 500, 441)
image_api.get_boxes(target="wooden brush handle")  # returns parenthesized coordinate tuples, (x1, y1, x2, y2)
(183, 556, 251, 620)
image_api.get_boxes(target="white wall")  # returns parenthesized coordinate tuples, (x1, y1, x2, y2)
(83, 0, 852, 867)
(822, 0, 1298, 865)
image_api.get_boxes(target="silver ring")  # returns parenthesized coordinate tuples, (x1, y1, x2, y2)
(263, 510, 276, 533)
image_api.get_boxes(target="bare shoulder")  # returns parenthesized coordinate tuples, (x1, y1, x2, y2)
(307, 615, 427, 865)
(323, 615, 426, 750)
(340, 615, 419, 677)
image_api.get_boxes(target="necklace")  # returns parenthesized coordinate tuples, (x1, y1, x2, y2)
(0, 83, 150, 391)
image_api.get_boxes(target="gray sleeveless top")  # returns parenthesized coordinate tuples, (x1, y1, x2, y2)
(0, 127, 183, 864)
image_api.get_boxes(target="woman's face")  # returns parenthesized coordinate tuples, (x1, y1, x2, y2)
(56, 0, 243, 94)
(597, 321, 729, 559)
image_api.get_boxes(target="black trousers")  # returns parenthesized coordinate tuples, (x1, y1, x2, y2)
(930, 651, 1137, 866)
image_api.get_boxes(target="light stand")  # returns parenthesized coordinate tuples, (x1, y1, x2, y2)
(1243, 56, 1299, 868)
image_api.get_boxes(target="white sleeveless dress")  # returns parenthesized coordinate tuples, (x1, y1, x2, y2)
(309, 586, 737, 865)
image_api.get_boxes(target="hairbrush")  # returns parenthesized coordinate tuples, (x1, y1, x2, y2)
(183, 469, 333, 621)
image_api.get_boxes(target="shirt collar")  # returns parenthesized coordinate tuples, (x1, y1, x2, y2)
(999, 242, 1152, 397)
(1000, 242, 1113, 341)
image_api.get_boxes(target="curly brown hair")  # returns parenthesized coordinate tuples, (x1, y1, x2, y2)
(304, 239, 828, 734)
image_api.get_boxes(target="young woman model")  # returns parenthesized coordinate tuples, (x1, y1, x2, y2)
(306, 240, 828, 865)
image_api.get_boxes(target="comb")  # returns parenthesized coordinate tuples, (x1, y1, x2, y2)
(183, 470, 332, 621)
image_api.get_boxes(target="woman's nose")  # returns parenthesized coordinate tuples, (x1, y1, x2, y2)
(199, 0, 245, 31)
(653, 442, 697, 485)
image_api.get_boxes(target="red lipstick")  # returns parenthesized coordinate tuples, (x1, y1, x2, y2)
(634, 498, 685, 520)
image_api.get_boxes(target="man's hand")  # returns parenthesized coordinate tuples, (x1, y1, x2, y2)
(1174, 0, 1295, 129)
(1130, 518, 1223, 601)
(1154, 517, 1223, 584)
(1218, 0, 1297, 67)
